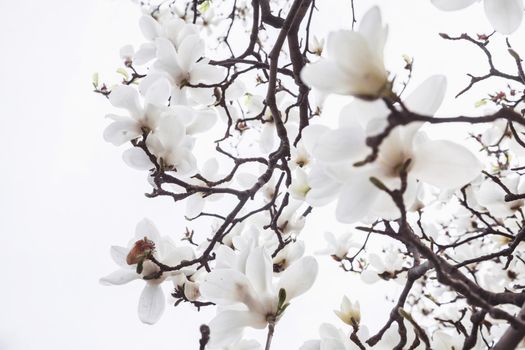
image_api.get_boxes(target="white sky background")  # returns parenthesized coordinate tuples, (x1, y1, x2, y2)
(1, 0, 525, 349)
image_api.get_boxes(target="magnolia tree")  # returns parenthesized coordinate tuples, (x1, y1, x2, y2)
(95, 0, 525, 349)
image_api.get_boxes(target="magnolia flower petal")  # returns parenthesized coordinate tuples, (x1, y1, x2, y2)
(135, 218, 161, 242)
(200, 268, 257, 306)
(190, 62, 225, 84)
(177, 34, 204, 72)
(122, 147, 152, 170)
(144, 78, 171, 107)
(157, 114, 187, 149)
(208, 310, 265, 348)
(300, 60, 351, 94)
(411, 139, 482, 189)
(358, 6, 387, 61)
(335, 179, 378, 223)
(133, 43, 157, 65)
(339, 99, 389, 130)
(155, 38, 181, 73)
(139, 15, 161, 41)
(276, 256, 318, 302)
(185, 194, 205, 219)
(137, 284, 165, 324)
(431, 0, 477, 11)
(245, 247, 273, 295)
(186, 109, 217, 134)
(103, 117, 141, 146)
(100, 269, 138, 285)
(484, 0, 524, 34)
(404, 75, 447, 116)
(109, 85, 143, 120)
(299, 340, 321, 350)
(110, 245, 130, 267)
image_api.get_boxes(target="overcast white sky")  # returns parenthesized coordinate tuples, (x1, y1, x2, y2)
(1, 0, 524, 349)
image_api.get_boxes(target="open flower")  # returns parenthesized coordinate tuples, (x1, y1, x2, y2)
(100, 218, 195, 324)
(431, 0, 524, 34)
(140, 35, 225, 106)
(302, 75, 482, 223)
(103, 80, 170, 146)
(300, 7, 389, 99)
(200, 247, 318, 347)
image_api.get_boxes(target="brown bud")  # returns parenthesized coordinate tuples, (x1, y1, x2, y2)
(126, 237, 155, 265)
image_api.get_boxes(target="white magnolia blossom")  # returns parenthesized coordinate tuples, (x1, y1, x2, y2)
(103, 80, 170, 146)
(360, 248, 407, 284)
(302, 75, 482, 223)
(140, 35, 225, 105)
(200, 246, 318, 347)
(431, 0, 524, 34)
(334, 295, 361, 326)
(475, 172, 525, 218)
(134, 14, 199, 64)
(301, 7, 389, 99)
(317, 231, 359, 260)
(100, 218, 195, 324)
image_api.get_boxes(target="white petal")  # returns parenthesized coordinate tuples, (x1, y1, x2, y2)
(411, 139, 482, 189)
(135, 218, 161, 242)
(177, 34, 204, 72)
(299, 340, 321, 350)
(137, 284, 165, 324)
(190, 62, 225, 84)
(103, 116, 141, 146)
(122, 147, 152, 170)
(484, 0, 524, 34)
(308, 125, 367, 163)
(360, 269, 380, 284)
(245, 247, 273, 295)
(208, 310, 265, 348)
(358, 6, 388, 61)
(139, 15, 161, 41)
(276, 256, 318, 302)
(133, 43, 157, 65)
(109, 85, 143, 120)
(336, 179, 379, 223)
(301, 60, 352, 94)
(110, 245, 129, 267)
(185, 195, 205, 218)
(186, 109, 217, 134)
(431, 0, 477, 11)
(100, 269, 138, 285)
(200, 269, 258, 306)
(157, 114, 187, 149)
(145, 78, 171, 107)
(404, 75, 447, 116)
(339, 99, 389, 130)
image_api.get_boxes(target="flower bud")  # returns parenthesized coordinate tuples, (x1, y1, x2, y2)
(334, 296, 360, 327)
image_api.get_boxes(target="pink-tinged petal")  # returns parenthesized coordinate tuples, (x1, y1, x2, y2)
(100, 269, 138, 286)
(177, 34, 204, 72)
(110, 245, 129, 267)
(484, 0, 524, 34)
(186, 109, 217, 134)
(411, 139, 482, 189)
(245, 247, 273, 295)
(431, 0, 477, 11)
(103, 116, 141, 146)
(301, 60, 352, 94)
(208, 310, 266, 348)
(122, 147, 152, 170)
(137, 284, 165, 325)
(276, 256, 318, 302)
(109, 85, 143, 120)
(404, 75, 447, 116)
(144, 78, 171, 107)
(135, 218, 161, 242)
(139, 15, 161, 41)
